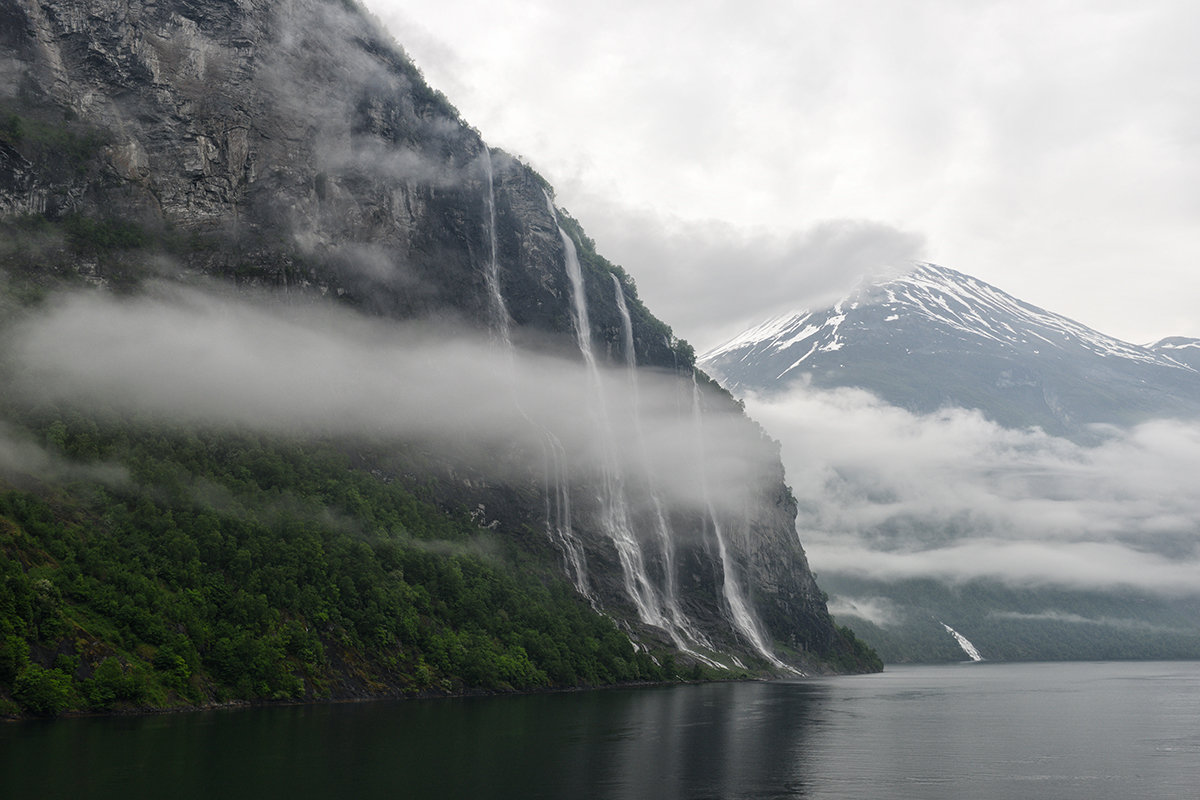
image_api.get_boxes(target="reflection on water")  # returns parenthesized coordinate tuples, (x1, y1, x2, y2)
(3, 661, 1199, 799)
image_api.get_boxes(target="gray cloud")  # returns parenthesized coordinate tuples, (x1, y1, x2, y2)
(5, 286, 772, 517)
(745, 383, 1200, 595)
(314, 137, 469, 187)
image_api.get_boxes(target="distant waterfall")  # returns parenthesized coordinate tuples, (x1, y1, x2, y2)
(941, 622, 984, 662)
(546, 195, 670, 632)
(691, 373, 786, 668)
(480, 155, 588, 596)
(612, 275, 719, 658)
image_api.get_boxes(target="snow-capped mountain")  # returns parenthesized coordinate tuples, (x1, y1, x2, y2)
(701, 263, 1200, 435)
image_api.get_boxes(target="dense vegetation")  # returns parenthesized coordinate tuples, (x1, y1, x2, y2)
(0, 410, 698, 718)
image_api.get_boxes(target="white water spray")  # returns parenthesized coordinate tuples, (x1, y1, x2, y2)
(940, 622, 984, 662)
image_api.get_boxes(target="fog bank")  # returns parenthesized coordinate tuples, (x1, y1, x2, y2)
(5, 287, 774, 515)
(747, 383, 1200, 595)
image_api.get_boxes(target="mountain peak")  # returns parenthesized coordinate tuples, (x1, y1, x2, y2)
(701, 263, 1200, 433)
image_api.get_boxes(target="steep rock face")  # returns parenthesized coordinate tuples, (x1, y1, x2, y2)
(0, 0, 867, 672)
(4, 0, 560, 326)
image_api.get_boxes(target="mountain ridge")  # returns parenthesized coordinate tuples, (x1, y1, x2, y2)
(702, 262, 1200, 436)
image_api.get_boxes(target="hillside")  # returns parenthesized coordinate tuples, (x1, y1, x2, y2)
(0, 0, 877, 715)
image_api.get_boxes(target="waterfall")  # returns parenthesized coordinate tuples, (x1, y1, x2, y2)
(479, 154, 589, 597)
(940, 622, 984, 662)
(612, 273, 636, 371)
(542, 433, 589, 599)
(611, 275, 716, 655)
(691, 373, 787, 668)
(529, 193, 782, 670)
(545, 194, 670, 632)
(611, 277, 728, 664)
(481, 149, 512, 346)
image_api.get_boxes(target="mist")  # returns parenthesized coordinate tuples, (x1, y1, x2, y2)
(0, 422, 129, 488)
(4, 286, 774, 517)
(746, 382, 1200, 596)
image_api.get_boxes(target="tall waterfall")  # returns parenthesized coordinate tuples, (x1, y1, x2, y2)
(480, 154, 588, 596)
(612, 275, 719, 659)
(545, 195, 672, 632)
(690, 373, 786, 668)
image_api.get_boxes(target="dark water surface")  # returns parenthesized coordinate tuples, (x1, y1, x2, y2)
(4, 660, 1199, 799)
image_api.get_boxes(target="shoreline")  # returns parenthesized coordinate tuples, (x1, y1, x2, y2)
(0, 672, 778, 724)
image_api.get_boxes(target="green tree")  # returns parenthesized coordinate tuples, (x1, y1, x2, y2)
(13, 664, 73, 716)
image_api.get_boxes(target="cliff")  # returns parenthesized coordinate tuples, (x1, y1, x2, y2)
(0, 0, 877, 713)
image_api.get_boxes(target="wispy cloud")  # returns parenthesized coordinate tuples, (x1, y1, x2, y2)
(988, 610, 1188, 634)
(5, 286, 774, 517)
(746, 382, 1200, 595)
(0, 423, 129, 488)
(825, 595, 899, 628)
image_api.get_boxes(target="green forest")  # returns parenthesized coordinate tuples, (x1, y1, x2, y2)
(0, 407, 709, 718)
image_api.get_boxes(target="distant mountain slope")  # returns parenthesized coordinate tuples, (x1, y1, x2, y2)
(702, 264, 1200, 436)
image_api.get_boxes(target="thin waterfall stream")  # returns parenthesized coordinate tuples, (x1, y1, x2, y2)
(480, 152, 589, 597)
(690, 373, 789, 669)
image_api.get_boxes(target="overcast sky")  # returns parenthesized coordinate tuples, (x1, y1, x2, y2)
(363, 0, 1199, 352)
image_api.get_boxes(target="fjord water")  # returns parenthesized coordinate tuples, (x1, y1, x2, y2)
(4, 661, 1198, 799)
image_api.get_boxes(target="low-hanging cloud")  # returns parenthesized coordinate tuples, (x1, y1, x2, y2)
(988, 610, 1188, 634)
(4, 286, 773, 517)
(746, 382, 1200, 596)
(0, 423, 129, 488)
(824, 595, 898, 629)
